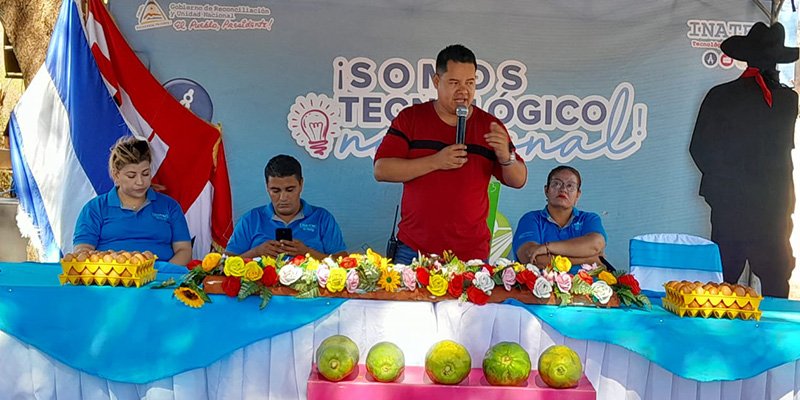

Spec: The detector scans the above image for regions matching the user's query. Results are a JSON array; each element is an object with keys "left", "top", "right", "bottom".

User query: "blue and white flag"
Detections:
[{"left": 8, "top": 0, "right": 130, "bottom": 261}]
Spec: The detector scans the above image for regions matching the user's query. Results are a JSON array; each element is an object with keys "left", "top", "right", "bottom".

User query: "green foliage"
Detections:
[
  {"left": 570, "top": 276, "right": 593, "bottom": 296},
  {"left": 238, "top": 280, "right": 260, "bottom": 300},
  {"left": 259, "top": 289, "right": 273, "bottom": 310},
  {"left": 151, "top": 277, "right": 176, "bottom": 289},
  {"left": 358, "top": 264, "right": 380, "bottom": 292},
  {"left": 555, "top": 290, "right": 572, "bottom": 306},
  {"left": 296, "top": 287, "right": 320, "bottom": 299},
  {"left": 183, "top": 281, "right": 212, "bottom": 303}
]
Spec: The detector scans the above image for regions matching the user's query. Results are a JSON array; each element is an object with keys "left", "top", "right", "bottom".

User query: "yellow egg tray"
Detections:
[
  {"left": 58, "top": 259, "right": 157, "bottom": 288},
  {"left": 661, "top": 298, "right": 762, "bottom": 321},
  {"left": 663, "top": 287, "right": 763, "bottom": 311}
]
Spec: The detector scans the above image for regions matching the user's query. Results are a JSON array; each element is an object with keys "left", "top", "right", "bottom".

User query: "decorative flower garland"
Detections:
[{"left": 161, "top": 250, "right": 650, "bottom": 310}]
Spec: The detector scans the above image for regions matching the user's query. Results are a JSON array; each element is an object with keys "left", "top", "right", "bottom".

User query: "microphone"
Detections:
[{"left": 455, "top": 105, "right": 468, "bottom": 144}]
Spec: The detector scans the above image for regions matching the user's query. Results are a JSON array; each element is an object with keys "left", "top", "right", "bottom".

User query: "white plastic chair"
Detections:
[{"left": 629, "top": 233, "right": 724, "bottom": 292}]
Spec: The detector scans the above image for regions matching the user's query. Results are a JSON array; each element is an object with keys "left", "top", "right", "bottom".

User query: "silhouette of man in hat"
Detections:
[{"left": 690, "top": 22, "right": 799, "bottom": 298}]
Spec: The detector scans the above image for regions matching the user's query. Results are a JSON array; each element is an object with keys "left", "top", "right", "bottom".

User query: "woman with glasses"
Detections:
[
  {"left": 512, "top": 165, "right": 607, "bottom": 267},
  {"left": 72, "top": 136, "right": 192, "bottom": 265}
]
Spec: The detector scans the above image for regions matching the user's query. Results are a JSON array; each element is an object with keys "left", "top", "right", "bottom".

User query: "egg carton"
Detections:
[
  {"left": 661, "top": 298, "right": 762, "bottom": 321},
  {"left": 59, "top": 260, "right": 157, "bottom": 288},
  {"left": 663, "top": 287, "right": 762, "bottom": 311}
]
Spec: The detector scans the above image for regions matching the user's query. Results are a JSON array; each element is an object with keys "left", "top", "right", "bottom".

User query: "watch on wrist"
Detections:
[{"left": 499, "top": 153, "right": 517, "bottom": 166}]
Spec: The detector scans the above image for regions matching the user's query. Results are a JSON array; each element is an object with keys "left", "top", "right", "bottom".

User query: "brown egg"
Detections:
[
  {"left": 680, "top": 285, "right": 693, "bottom": 294},
  {"left": 132, "top": 253, "right": 147, "bottom": 264},
  {"left": 702, "top": 283, "right": 716, "bottom": 290},
  {"left": 115, "top": 254, "right": 130, "bottom": 264},
  {"left": 742, "top": 303, "right": 754, "bottom": 311},
  {"left": 693, "top": 286, "right": 705, "bottom": 295},
  {"left": 746, "top": 287, "right": 759, "bottom": 297},
  {"left": 718, "top": 285, "right": 733, "bottom": 296},
  {"left": 89, "top": 254, "right": 101, "bottom": 262},
  {"left": 729, "top": 302, "right": 741, "bottom": 310},
  {"left": 120, "top": 269, "right": 132, "bottom": 277},
  {"left": 76, "top": 253, "right": 89, "bottom": 262},
  {"left": 120, "top": 251, "right": 132, "bottom": 260},
  {"left": 102, "top": 254, "right": 114, "bottom": 263},
  {"left": 142, "top": 251, "right": 154, "bottom": 260},
  {"left": 689, "top": 299, "right": 701, "bottom": 308},
  {"left": 62, "top": 254, "right": 75, "bottom": 262},
  {"left": 733, "top": 286, "right": 747, "bottom": 297},
  {"left": 707, "top": 286, "right": 719, "bottom": 295}
]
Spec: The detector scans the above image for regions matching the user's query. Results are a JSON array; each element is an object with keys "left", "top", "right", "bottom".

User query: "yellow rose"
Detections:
[
  {"left": 427, "top": 274, "right": 448, "bottom": 297},
  {"left": 552, "top": 255, "right": 572, "bottom": 273},
  {"left": 244, "top": 261, "right": 264, "bottom": 282},
  {"left": 512, "top": 262, "right": 525, "bottom": 272},
  {"left": 260, "top": 256, "right": 277, "bottom": 267},
  {"left": 224, "top": 256, "right": 247, "bottom": 277},
  {"left": 202, "top": 253, "right": 222, "bottom": 272},
  {"left": 326, "top": 268, "right": 347, "bottom": 292},
  {"left": 305, "top": 257, "right": 320, "bottom": 272},
  {"left": 599, "top": 271, "right": 617, "bottom": 285}
]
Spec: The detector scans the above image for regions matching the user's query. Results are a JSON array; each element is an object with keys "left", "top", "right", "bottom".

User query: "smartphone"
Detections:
[{"left": 275, "top": 228, "right": 293, "bottom": 242}]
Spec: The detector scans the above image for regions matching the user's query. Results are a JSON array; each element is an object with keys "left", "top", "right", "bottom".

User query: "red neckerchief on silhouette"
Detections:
[{"left": 741, "top": 67, "right": 773, "bottom": 107}]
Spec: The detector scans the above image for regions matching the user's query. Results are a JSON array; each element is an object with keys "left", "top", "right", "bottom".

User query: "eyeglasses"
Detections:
[{"left": 548, "top": 179, "right": 578, "bottom": 193}]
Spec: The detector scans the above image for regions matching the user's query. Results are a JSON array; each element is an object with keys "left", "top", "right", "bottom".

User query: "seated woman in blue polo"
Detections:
[
  {"left": 513, "top": 165, "right": 607, "bottom": 267},
  {"left": 225, "top": 155, "right": 347, "bottom": 260},
  {"left": 73, "top": 136, "right": 192, "bottom": 265}
]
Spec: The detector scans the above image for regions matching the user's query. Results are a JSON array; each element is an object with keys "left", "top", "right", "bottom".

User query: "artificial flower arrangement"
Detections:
[{"left": 163, "top": 249, "right": 650, "bottom": 310}]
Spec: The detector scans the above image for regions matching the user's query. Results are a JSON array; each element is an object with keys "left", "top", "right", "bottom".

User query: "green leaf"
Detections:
[
  {"left": 151, "top": 277, "right": 176, "bottom": 289},
  {"left": 238, "top": 280, "right": 259, "bottom": 300},
  {"left": 556, "top": 291, "right": 572, "bottom": 306},
  {"left": 184, "top": 281, "right": 212, "bottom": 303},
  {"left": 259, "top": 289, "right": 273, "bottom": 310},
  {"left": 296, "top": 287, "right": 320, "bottom": 299}
]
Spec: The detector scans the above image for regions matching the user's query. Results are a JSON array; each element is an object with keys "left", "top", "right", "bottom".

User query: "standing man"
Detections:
[
  {"left": 513, "top": 166, "right": 606, "bottom": 267},
  {"left": 226, "top": 155, "right": 347, "bottom": 260},
  {"left": 374, "top": 44, "right": 527, "bottom": 263},
  {"left": 690, "top": 23, "right": 798, "bottom": 297}
]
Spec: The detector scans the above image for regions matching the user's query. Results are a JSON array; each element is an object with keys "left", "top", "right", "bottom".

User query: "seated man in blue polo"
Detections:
[
  {"left": 73, "top": 136, "right": 192, "bottom": 265},
  {"left": 226, "top": 154, "right": 347, "bottom": 260},
  {"left": 513, "top": 165, "right": 607, "bottom": 267}
]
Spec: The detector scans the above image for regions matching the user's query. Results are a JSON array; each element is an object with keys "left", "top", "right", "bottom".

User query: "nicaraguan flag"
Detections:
[{"left": 9, "top": 0, "right": 130, "bottom": 261}]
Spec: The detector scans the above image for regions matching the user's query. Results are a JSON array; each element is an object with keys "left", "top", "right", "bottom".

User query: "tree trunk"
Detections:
[{"left": 0, "top": 0, "right": 61, "bottom": 85}]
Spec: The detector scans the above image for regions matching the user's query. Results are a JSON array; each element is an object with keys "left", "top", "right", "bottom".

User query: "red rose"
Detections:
[
  {"left": 243, "top": 258, "right": 253, "bottom": 263},
  {"left": 618, "top": 274, "right": 641, "bottom": 295},
  {"left": 467, "top": 285, "right": 490, "bottom": 305},
  {"left": 483, "top": 264, "right": 494, "bottom": 275},
  {"left": 578, "top": 271, "right": 593, "bottom": 285},
  {"left": 339, "top": 257, "right": 358, "bottom": 269},
  {"left": 290, "top": 255, "right": 306, "bottom": 265},
  {"left": 222, "top": 276, "right": 242, "bottom": 297},
  {"left": 261, "top": 266, "right": 278, "bottom": 286},
  {"left": 448, "top": 274, "right": 465, "bottom": 297},
  {"left": 186, "top": 259, "right": 202, "bottom": 270},
  {"left": 516, "top": 270, "right": 536, "bottom": 290},
  {"left": 416, "top": 267, "right": 430, "bottom": 286},
  {"left": 464, "top": 271, "right": 475, "bottom": 281}
]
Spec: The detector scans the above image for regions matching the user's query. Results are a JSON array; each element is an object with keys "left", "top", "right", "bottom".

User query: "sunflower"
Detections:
[
  {"left": 174, "top": 286, "right": 205, "bottom": 308},
  {"left": 378, "top": 268, "right": 401, "bottom": 292}
]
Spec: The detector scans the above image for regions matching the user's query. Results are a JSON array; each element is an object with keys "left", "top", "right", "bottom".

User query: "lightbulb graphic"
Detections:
[
  {"left": 288, "top": 93, "right": 340, "bottom": 159},
  {"left": 300, "top": 109, "right": 330, "bottom": 156}
]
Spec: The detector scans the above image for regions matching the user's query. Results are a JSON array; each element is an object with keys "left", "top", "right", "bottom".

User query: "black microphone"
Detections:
[{"left": 455, "top": 105, "right": 468, "bottom": 144}]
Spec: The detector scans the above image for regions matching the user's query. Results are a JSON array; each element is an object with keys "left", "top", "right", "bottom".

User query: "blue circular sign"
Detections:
[{"left": 163, "top": 78, "right": 214, "bottom": 122}]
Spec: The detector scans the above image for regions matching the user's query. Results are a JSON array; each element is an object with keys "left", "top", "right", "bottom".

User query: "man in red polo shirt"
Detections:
[{"left": 374, "top": 44, "right": 527, "bottom": 263}]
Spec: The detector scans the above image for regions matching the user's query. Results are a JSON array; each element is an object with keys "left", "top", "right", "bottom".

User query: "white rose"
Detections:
[
  {"left": 322, "top": 257, "right": 338, "bottom": 269},
  {"left": 495, "top": 258, "right": 513, "bottom": 267},
  {"left": 316, "top": 264, "right": 330, "bottom": 287},
  {"left": 279, "top": 265, "right": 304, "bottom": 286},
  {"left": 472, "top": 269, "right": 496, "bottom": 293},
  {"left": 526, "top": 264, "right": 541, "bottom": 277},
  {"left": 591, "top": 281, "right": 614, "bottom": 304},
  {"left": 466, "top": 259, "right": 485, "bottom": 267},
  {"left": 533, "top": 276, "right": 553, "bottom": 299}
]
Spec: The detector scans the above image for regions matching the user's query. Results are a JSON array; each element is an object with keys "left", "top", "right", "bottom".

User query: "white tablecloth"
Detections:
[{"left": 1, "top": 300, "right": 798, "bottom": 400}]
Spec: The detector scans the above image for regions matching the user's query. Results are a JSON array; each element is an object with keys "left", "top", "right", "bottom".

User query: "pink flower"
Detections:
[
  {"left": 555, "top": 272, "right": 572, "bottom": 293},
  {"left": 502, "top": 267, "right": 517, "bottom": 291},
  {"left": 581, "top": 263, "right": 600, "bottom": 272},
  {"left": 346, "top": 269, "right": 359, "bottom": 293},
  {"left": 316, "top": 264, "right": 330, "bottom": 287},
  {"left": 402, "top": 268, "right": 417, "bottom": 290}
]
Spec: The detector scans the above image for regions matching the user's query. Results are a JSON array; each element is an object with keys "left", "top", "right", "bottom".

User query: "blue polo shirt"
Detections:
[
  {"left": 73, "top": 188, "right": 191, "bottom": 260},
  {"left": 512, "top": 207, "right": 607, "bottom": 262},
  {"left": 226, "top": 199, "right": 346, "bottom": 255}
]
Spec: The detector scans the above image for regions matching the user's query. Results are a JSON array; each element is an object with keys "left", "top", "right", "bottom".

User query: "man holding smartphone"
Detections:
[{"left": 226, "top": 155, "right": 347, "bottom": 260}]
